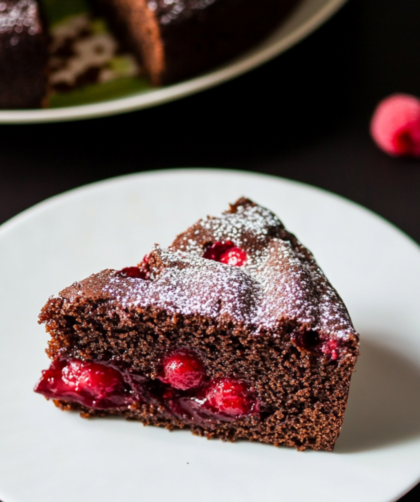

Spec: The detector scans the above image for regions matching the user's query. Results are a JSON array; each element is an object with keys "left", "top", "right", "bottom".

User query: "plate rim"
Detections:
[
  {"left": 0, "top": 168, "right": 420, "bottom": 502},
  {"left": 0, "top": 0, "right": 347, "bottom": 124},
  {"left": 2, "top": 167, "right": 419, "bottom": 257}
]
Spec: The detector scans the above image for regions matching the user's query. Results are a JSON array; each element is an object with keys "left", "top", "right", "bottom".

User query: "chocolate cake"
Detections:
[
  {"left": 0, "top": 0, "right": 299, "bottom": 107},
  {"left": 0, "top": 0, "right": 49, "bottom": 109},
  {"left": 35, "top": 198, "right": 359, "bottom": 451},
  {"left": 94, "top": 0, "right": 299, "bottom": 85}
]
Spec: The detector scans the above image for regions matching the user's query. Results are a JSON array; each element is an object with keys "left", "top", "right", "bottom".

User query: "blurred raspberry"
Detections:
[{"left": 370, "top": 94, "right": 420, "bottom": 157}]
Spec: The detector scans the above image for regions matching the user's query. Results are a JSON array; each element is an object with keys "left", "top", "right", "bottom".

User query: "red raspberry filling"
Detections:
[
  {"left": 35, "top": 353, "right": 260, "bottom": 424},
  {"left": 118, "top": 267, "right": 147, "bottom": 279},
  {"left": 160, "top": 350, "right": 206, "bottom": 390},
  {"left": 35, "top": 359, "right": 134, "bottom": 409},
  {"left": 164, "top": 380, "right": 258, "bottom": 426},
  {"left": 203, "top": 241, "right": 247, "bottom": 266},
  {"left": 321, "top": 340, "right": 339, "bottom": 361},
  {"left": 204, "top": 378, "right": 257, "bottom": 416},
  {"left": 293, "top": 331, "right": 341, "bottom": 360},
  {"left": 117, "top": 255, "right": 152, "bottom": 280}
]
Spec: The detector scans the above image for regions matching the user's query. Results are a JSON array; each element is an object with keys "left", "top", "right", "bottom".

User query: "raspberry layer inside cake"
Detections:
[{"left": 35, "top": 198, "right": 359, "bottom": 451}]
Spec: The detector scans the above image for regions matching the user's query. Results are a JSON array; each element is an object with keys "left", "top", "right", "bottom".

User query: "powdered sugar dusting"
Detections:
[
  {"left": 100, "top": 200, "right": 356, "bottom": 340},
  {"left": 104, "top": 248, "right": 261, "bottom": 323},
  {"left": 174, "top": 203, "right": 283, "bottom": 258}
]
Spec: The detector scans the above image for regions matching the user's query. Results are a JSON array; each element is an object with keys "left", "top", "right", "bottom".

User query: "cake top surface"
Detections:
[
  {"left": 0, "top": 0, "right": 42, "bottom": 36},
  {"left": 61, "top": 198, "right": 358, "bottom": 343}
]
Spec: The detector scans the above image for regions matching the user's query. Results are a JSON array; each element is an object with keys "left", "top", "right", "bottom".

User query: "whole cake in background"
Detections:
[
  {"left": 35, "top": 198, "right": 359, "bottom": 451},
  {"left": 94, "top": 0, "right": 298, "bottom": 86},
  {"left": 0, "top": 0, "right": 298, "bottom": 109}
]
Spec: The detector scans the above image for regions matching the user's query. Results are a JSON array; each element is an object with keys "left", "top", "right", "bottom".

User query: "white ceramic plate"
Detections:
[
  {"left": 0, "top": 0, "right": 346, "bottom": 123},
  {"left": 1, "top": 169, "right": 419, "bottom": 502}
]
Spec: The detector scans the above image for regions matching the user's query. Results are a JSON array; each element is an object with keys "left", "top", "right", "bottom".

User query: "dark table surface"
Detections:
[{"left": 1, "top": 0, "right": 419, "bottom": 499}]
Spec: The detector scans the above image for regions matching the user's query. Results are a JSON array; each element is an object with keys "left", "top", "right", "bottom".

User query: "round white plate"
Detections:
[
  {"left": 0, "top": 0, "right": 346, "bottom": 123},
  {"left": 0, "top": 169, "right": 419, "bottom": 502}
]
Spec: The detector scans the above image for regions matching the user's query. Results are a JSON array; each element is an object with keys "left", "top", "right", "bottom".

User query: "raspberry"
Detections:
[
  {"left": 370, "top": 94, "right": 420, "bottom": 157},
  {"left": 203, "top": 241, "right": 247, "bottom": 266},
  {"left": 61, "top": 360, "right": 125, "bottom": 398},
  {"left": 161, "top": 350, "right": 206, "bottom": 390},
  {"left": 118, "top": 253, "right": 152, "bottom": 279},
  {"left": 118, "top": 266, "right": 147, "bottom": 279},
  {"left": 34, "top": 359, "right": 67, "bottom": 397},
  {"left": 205, "top": 378, "right": 256, "bottom": 416},
  {"left": 322, "top": 340, "right": 339, "bottom": 361},
  {"left": 293, "top": 332, "right": 340, "bottom": 360},
  {"left": 219, "top": 247, "right": 247, "bottom": 266},
  {"left": 34, "top": 359, "right": 133, "bottom": 409}
]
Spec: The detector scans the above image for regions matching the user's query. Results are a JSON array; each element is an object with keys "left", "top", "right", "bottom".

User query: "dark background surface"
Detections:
[{"left": 0, "top": 0, "right": 419, "bottom": 499}]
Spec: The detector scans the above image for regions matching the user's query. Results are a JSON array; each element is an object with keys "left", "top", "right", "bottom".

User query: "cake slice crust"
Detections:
[{"left": 0, "top": 0, "right": 49, "bottom": 108}]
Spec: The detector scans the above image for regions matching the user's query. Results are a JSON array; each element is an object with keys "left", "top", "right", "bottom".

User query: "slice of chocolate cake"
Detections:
[
  {"left": 0, "top": 0, "right": 49, "bottom": 109},
  {"left": 93, "top": 0, "right": 299, "bottom": 85},
  {"left": 35, "top": 198, "right": 359, "bottom": 451}
]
